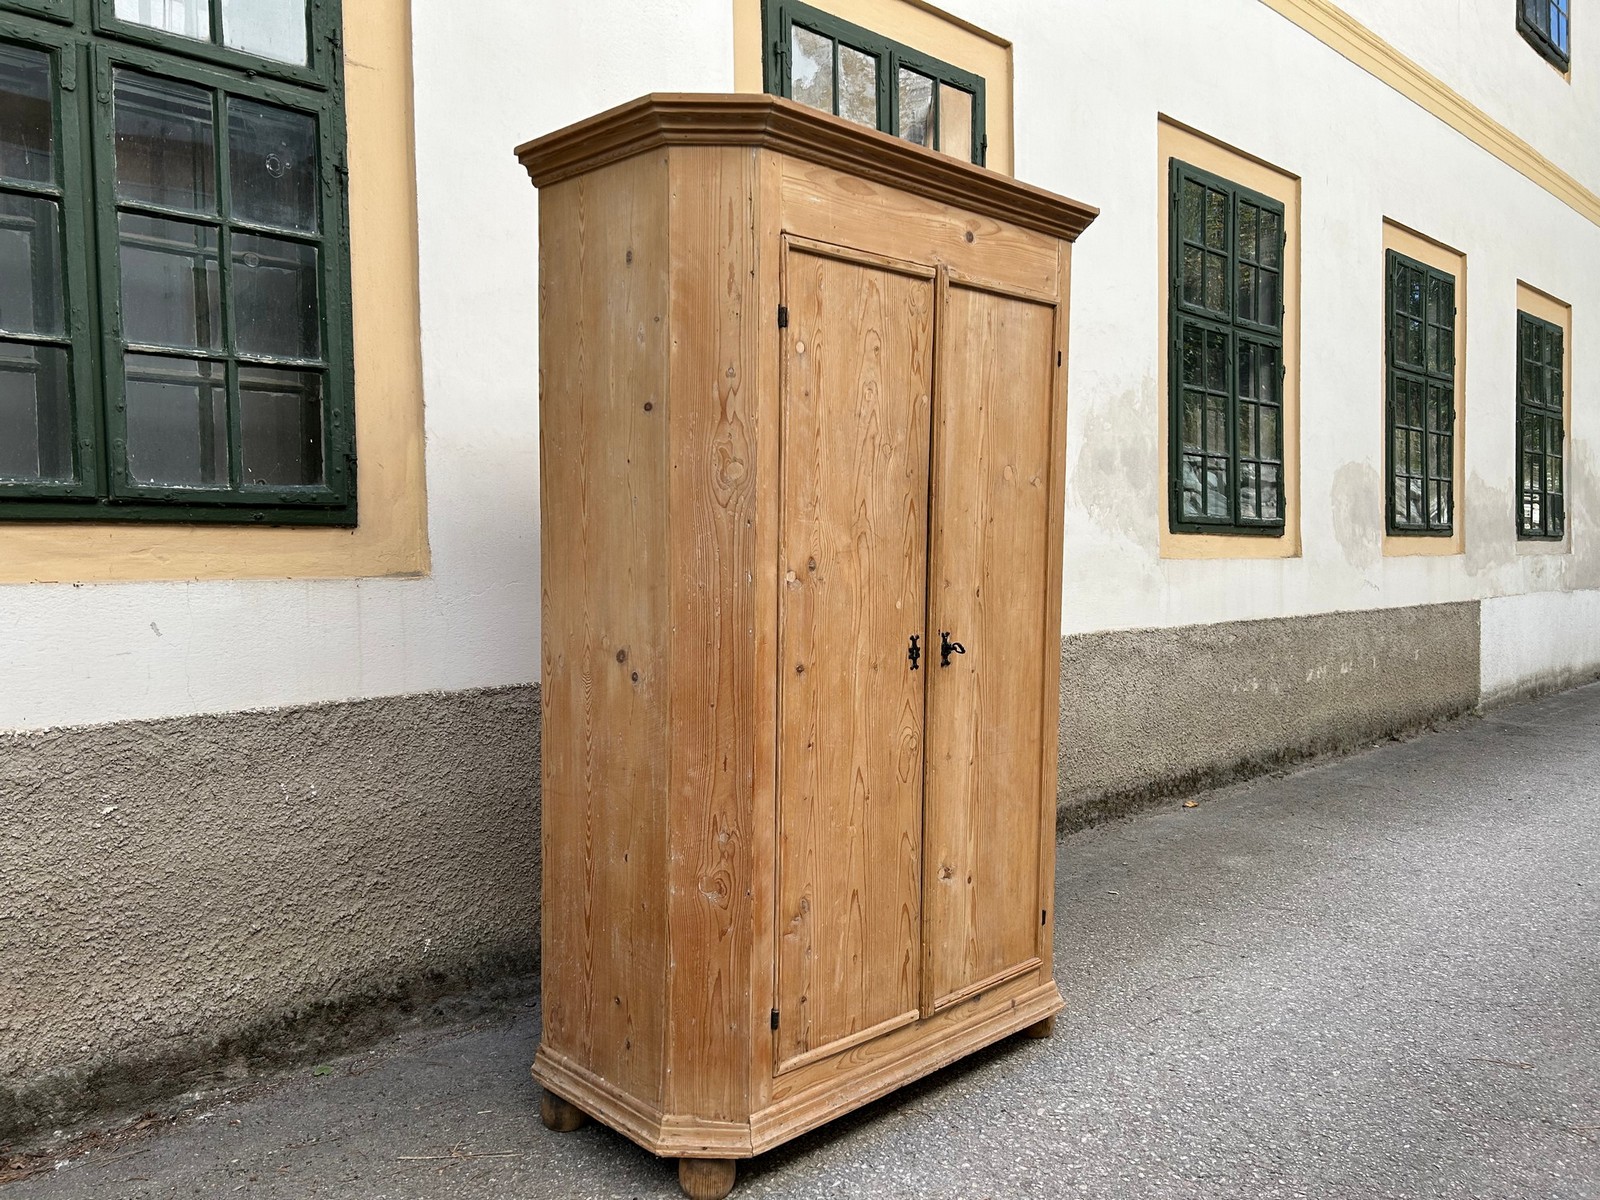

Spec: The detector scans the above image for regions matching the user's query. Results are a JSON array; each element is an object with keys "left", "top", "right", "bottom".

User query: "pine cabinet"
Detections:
[{"left": 517, "top": 94, "right": 1096, "bottom": 1200}]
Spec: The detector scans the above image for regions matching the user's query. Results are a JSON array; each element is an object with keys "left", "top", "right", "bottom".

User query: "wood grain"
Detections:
[
  {"left": 774, "top": 241, "right": 934, "bottom": 1073},
  {"left": 664, "top": 145, "right": 760, "bottom": 1122},
  {"left": 922, "top": 275, "right": 1059, "bottom": 1013},
  {"left": 537, "top": 155, "right": 672, "bottom": 1108},
  {"left": 778, "top": 158, "right": 1060, "bottom": 299},
  {"left": 529, "top": 111, "right": 1092, "bottom": 1170}
]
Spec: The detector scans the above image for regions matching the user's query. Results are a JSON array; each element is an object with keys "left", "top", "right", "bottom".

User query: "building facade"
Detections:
[{"left": 3, "top": 0, "right": 1596, "bottom": 1142}]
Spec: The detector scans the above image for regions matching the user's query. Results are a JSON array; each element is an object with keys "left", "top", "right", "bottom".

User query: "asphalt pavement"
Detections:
[{"left": 8, "top": 683, "right": 1600, "bottom": 1199}]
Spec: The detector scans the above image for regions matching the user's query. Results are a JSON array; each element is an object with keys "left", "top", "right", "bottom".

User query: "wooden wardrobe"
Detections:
[{"left": 517, "top": 94, "right": 1096, "bottom": 1200}]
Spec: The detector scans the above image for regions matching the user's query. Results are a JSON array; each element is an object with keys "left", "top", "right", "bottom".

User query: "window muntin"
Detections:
[
  {"left": 1385, "top": 251, "right": 1456, "bottom": 536},
  {"left": 1517, "top": 310, "right": 1565, "bottom": 540},
  {"left": 0, "top": 0, "right": 351, "bottom": 524},
  {"left": 1169, "top": 159, "right": 1286, "bottom": 535},
  {"left": 763, "top": 0, "right": 986, "bottom": 165},
  {"left": 1518, "top": 0, "right": 1571, "bottom": 70}
]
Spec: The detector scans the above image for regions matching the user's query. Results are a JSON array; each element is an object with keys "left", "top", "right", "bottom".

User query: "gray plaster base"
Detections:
[
  {"left": 1056, "top": 602, "right": 1482, "bottom": 829},
  {"left": 2, "top": 603, "right": 1488, "bottom": 1146},
  {"left": 0, "top": 686, "right": 539, "bottom": 1146}
]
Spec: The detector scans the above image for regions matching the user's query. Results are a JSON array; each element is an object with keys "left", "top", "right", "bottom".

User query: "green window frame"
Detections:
[
  {"left": 1516, "top": 310, "right": 1565, "bottom": 540},
  {"left": 0, "top": 0, "right": 353, "bottom": 526},
  {"left": 1385, "top": 251, "right": 1456, "bottom": 536},
  {"left": 1517, "top": 0, "right": 1571, "bottom": 71},
  {"left": 1168, "top": 159, "right": 1287, "bottom": 535},
  {"left": 761, "top": 0, "right": 987, "bottom": 166}
]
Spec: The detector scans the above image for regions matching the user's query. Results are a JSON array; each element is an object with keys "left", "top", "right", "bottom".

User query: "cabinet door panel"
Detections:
[
  {"left": 774, "top": 242, "right": 933, "bottom": 1073},
  {"left": 923, "top": 278, "right": 1058, "bottom": 1013}
]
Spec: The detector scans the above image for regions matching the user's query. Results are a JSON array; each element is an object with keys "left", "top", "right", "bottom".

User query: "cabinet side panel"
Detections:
[
  {"left": 539, "top": 158, "right": 671, "bottom": 1109},
  {"left": 664, "top": 145, "right": 760, "bottom": 1122}
]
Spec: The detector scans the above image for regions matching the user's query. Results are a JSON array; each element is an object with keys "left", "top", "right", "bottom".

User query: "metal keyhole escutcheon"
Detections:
[{"left": 939, "top": 632, "right": 966, "bottom": 667}]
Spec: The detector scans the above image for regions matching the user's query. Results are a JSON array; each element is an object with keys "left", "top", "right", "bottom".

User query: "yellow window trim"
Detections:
[
  {"left": 1157, "top": 116, "right": 1303, "bottom": 561},
  {"left": 0, "top": 0, "right": 429, "bottom": 585},
  {"left": 1382, "top": 220, "right": 1467, "bottom": 558},
  {"left": 732, "top": 0, "right": 1015, "bottom": 176},
  {"left": 1259, "top": 0, "right": 1596, "bottom": 227},
  {"left": 1515, "top": 280, "right": 1574, "bottom": 556}
]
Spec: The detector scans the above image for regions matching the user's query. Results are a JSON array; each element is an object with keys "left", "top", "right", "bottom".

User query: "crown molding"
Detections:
[{"left": 515, "top": 93, "right": 1098, "bottom": 243}]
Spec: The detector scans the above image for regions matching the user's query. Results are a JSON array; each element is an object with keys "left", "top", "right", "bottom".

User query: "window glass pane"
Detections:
[
  {"left": 232, "top": 232, "right": 320, "bottom": 360},
  {"left": 1261, "top": 464, "right": 1281, "bottom": 519},
  {"left": 790, "top": 26, "right": 834, "bottom": 114},
  {"left": 938, "top": 83, "right": 972, "bottom": 161},
  {"left": 1237, "top": 204, "right": 1257, "bottom": 262},
  {"left": 222, "top": 0, "right": 309, "bottom": 66},
  {"left": 240, "top": 365, "right": 322, "bottom": 485},
  {"left": 123, "top": 353, "right": 227, "bottom": 486},
  {"left": 0, "top": 194, "right": 64, "bottom": 337},
  {"left": 1203, "top": 190, "right": 1226, "bottom": 250},
  {"left": 837, "top": 45, "right": 877, "bottom": 128},
  {"left": 1180, "top": 180, "right": 1202, "bottom": 242},
  {"left": 114, "top": 71, "right": 216, "bottom": 215},
  {"left": 897, "top": 68, "right": 933, "bottom": 147},
  {"left": 118, "top": 213, "right": 222, "bottom": 351},
  {"left": 0, "top": 43, "right": 53, "bottom": 186},
  {"left": 1205, "top": 460, "right": 1228, "bottom": 517},
  {"left": 1260, "top": 210, "right": 1280, "bottom": 267},
  {"left": 1181, "top": 247, "right": 1201, "bottom": 306},
  {"left": 114, "top": 0, "right": 210, "bottom": 42},
  {"left": 228, "top": 98, "right": 318, "bottom": 234},
  {"left": 0, "top": 339, "right": 71, "bottom": 482}
]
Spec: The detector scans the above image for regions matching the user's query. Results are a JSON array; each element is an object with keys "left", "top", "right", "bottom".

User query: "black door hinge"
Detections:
[
  {"left": 1042, "top": 908, "right": 1048, "bottom": 926},
  {"left": 777, "top": 305, "right": 788, "bottom": 329},
  {"left": 770, "top": 1008, "right": 779, "bottom": 1030},
  {"left": 1057, "top": 350, "right": 1062, "bottom": 367}
]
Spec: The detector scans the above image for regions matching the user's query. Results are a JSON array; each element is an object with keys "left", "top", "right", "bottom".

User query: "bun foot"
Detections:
[
  {"left": 539, "top": 1089, "right": 588, "bottom": 1132},
  {"left": 679, "top": 1157, "right": 737, "bottom": 1200},
  {"left": 1022, "top": 1015, "right": 1056, "bottom": 1039}
]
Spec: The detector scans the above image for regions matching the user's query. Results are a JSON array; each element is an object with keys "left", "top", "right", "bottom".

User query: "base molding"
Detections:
[{"left": 533, "top": 979, "right": 1064, "bottom": 1160}]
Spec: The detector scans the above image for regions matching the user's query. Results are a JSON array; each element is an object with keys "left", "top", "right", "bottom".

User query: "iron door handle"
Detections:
[
  {"left": 908, "top": 634, "right": 922, "bottom": 671},
  {"left": 939, "top": 632, "right": 966, "bottom": 667}
]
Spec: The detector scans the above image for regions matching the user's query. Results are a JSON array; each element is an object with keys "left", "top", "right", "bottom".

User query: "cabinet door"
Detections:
[
  {"left": 922, "top": 272, "right": 1060, "bottom": 1013},
  {"left": 774, "top": 240, "right": 934, "bottom": 1073}
]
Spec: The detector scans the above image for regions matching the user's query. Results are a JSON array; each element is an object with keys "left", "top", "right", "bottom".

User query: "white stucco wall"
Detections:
[
  {"left": 0, "top": 0, "right": 1594, "bottom": 731},
  {"left": 1482, "top": 589, "right": 1600, "bottom": 702}
]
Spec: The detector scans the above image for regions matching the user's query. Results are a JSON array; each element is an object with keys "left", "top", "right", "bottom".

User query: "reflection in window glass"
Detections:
[
  {"left": 0, "top": 43, "right": 54, "bottom": 186},
  {"left": 897, "top": 68, "right": 933, "bottom": 147},
  {"left": 229, "top": 98, "right": 318, "bottom": 233},
  {"left": 114, "top": 0, "right": 210, "bottom": 42},
  {"left": 222, "top": 0, "right": 310, "bottom": 66},
  {"left": 938, "top": 83, "right": 972, "bottom": 161},
  {"left": 0, "top": 194, "right": 65, "bottom": 337},
  {"left": 114, "top": 70, "right": 216, "bottom": 215},
  {"left": 0, "top": 340, "right": 71, "bottom": 482},
  {"left": 240, "top": 365, "right": 323, "bottom": 486},
  {"left": 123, "top": 353, "right": 228, "bottom": 487},
  {"left": 838, "top": 45, "right": 877, "bottom": 127},
  {"left": 790, "top": 25, "right": 834, "bottom": 115},
  {"left": 118, "top": 213, "right": 221, "bottom": 351},
  {"left": 232, "top": 233, "right": 321, "bottom": 361}
]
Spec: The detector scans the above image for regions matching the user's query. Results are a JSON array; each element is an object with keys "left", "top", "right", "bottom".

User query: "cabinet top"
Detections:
[{"left": 515, "top": 93, "right": 1098, "bottom": 244}]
